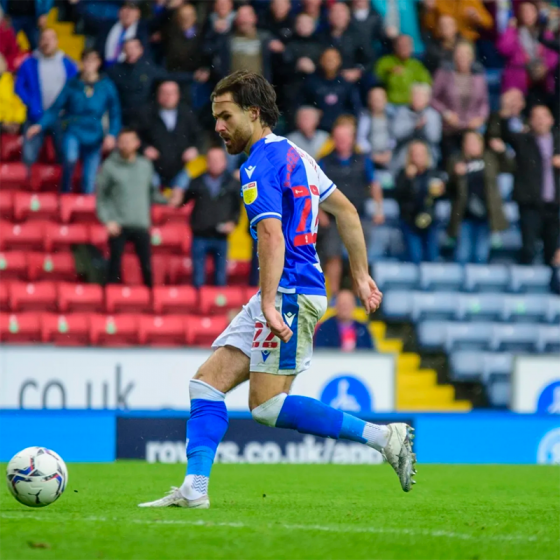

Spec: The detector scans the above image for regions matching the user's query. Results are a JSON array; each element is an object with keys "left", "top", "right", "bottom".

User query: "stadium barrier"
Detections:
[{"left": 512, "top": 356, "right": 560, "bottom": 413}]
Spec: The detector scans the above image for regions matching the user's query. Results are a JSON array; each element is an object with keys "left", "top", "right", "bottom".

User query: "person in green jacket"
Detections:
[{"left": 375, "top": 35, "right": 431, "bottom": 105}]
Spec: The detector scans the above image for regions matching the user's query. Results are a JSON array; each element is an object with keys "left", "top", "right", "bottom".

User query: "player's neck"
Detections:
[{"left": 244, "top": 125, "right": 273, "bottom": 155}]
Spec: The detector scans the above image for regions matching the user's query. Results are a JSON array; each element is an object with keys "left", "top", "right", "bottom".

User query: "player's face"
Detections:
[{"left": 213, "top": 93, "right": 253, "bottom": 155}]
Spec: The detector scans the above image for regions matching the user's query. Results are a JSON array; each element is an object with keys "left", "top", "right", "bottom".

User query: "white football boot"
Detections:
[
  {"left": 138, "top": 487, "right": 210, "bottom": 509},
  {"left": 382, "top": 423, "right": 417, "bottom": 492}
]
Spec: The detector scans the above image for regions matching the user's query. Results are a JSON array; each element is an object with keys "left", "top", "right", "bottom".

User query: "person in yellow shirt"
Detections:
[
  {"left": 0, "top": 54, "right": 26, "bottom": 131},
  {"left": 422, "top": 0, "right": 493, "bottom": 42}
]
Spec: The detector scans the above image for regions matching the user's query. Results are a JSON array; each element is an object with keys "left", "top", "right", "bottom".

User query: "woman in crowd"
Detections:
[
  {"left": 447, "top": 131, "right": 512, "bottom": 265},
  {"left": 394, "top": 140, "right": 446, "bottom": 264},
  {"left": 431, "top": 40, "right": 489, "bottom": 165}
]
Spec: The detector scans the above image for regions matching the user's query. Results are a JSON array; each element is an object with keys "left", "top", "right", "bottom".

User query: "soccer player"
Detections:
[{"left": 139, "top": 71, "right": 416, "bottom": 509}]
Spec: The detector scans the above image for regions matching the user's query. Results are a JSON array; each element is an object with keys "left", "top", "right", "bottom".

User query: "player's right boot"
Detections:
[
  {"left": 138, "top": 487, "right": 210, "bottom": 509},
  {"left": 382, "top": 423, "right": 417, "bottom": 492}
]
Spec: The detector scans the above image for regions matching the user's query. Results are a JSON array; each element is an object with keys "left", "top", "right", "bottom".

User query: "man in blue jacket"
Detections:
[
  {"left": 16, "top": 28, "right": 78, "bottom": 170},
  {"left": 27, "top": 48, "right": 121, "bottom": 194},
  {"left": 315, "top": 290, "right": 375, "bottom": 351},
  {"left": 0, "top": 0, "right": 53, "bottom": 50}
]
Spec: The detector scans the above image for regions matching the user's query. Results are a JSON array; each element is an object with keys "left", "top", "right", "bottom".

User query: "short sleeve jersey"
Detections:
[{"left": 241, "top": 133, "right": 337, "bottom": 296}]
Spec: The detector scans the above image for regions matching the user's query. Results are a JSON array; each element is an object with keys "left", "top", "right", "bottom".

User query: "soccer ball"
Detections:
[{"left": 6, "top": 447, "right": 68, "bottom": 508}]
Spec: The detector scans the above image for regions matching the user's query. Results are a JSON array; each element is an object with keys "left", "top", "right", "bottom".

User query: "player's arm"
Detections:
[
  {"left": 320, "top": 189, "right": 383, "bottom": 313},
  {"left": 256, "top": 218, "right": 293, "bottom": 343}
]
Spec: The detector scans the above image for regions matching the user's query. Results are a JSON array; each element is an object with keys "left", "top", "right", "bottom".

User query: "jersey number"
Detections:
[{"left": 292, "top": 185, "right": 319, "bottom": 246}]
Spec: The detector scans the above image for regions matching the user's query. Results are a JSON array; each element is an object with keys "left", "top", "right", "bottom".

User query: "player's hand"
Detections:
[
  {"left": 262, "top": 305, "right": 293, "bottom": 343},
  {"left": 182, "top": 147, "right": 198, "bottom": 163},
  {"left": 102, "top": 135, "right": 116, "bottom": 153},
  {"left": 144, "top": 146, "right": 160, "bottom": 160},
  {"left": 552, "top": 155, "right": 560, "bottom": 169},
  {"left": 106, "top": 221, "right": 121, "bottom": 237},
  {"left": 489, "top": 138, "right": 506, "bottom": 153},
  {"left": 26, "top": 124, "right": 42, "bottom": 139},
  {"left": 354, "top": 276, "right": 383, "bottom": 314}
]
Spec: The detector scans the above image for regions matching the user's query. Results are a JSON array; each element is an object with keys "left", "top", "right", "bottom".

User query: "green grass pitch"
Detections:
[{"left": 1, "top": 463, "right": 559, "bottom": 560}]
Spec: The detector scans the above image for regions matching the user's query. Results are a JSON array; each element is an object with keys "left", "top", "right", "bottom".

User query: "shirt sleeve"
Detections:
[
  {"left": 316, "top": 161, "right": 337, "bottom": 202},
  {"left": 242, "top": 162, "right": 283, "bottom": 229},
  {"left": 365, "top": 158, "right": 375, "bottom": 183}
]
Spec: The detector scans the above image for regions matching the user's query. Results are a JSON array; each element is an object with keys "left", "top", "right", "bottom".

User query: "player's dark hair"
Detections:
[{"left": 211, "top": 71, "right": 280, "bottom": 129}]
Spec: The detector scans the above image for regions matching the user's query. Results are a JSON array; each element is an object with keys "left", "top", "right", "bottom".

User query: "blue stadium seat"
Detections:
[
  {"left": 382, "top": 291, "right": 412, "bottom": 319},
  {"left": 537, "top": 326, "right": 560, "bottom": 353},
  {"left": 417, "top": 321, "right": 448, "bottom": 349},
  {"left": 486, "top": 373, "right": 510, "bottom": 408},
  {"left": 501, "top": 295, "right": 548, "bottom": 323},
  {"left": 509, "top": 266, "right": 552, "bottom": 293},
  {"left": 503, "top": 202, "right": 519, "bottom": 224},
  {"left": 435, "top": 200, "right": 451, "bottom": 225},
  {"left": 372, "top": 262, "right": 418, "bottom": 291},
  {"left": 444, "top": 322, "right": 493, "bottom": 351},
  {"left": 482, "top": 353, "right": 513, "bottom": 379},
  {"left": 411, "top": 292, "right": 456, "bottom": 321},
  {"left": 457, "top": 293, "right": 502, "bottom": 322},
  {"left": 449, "top": 351, "right": 483, "bottom": 381},
  {"left": 382, "top": 199, "right": 400, "bottom": 225},
  {"left": 495, "top": 228, "right": 522, "bottom": 252},
  {"left": 464, "top": 264, "right": 510, "bottom": 292},
  {"left": 497, "top": 173, "right": 514, "bottom": 200},
  {"left": 490, "top": 324, "right": 538, "bottom": 352},
  {"left": 546, "top": 296, "right": 560, "bottom": 324},
  {"left": 419, "top": 263, "right": 463, "bottom": 291}
]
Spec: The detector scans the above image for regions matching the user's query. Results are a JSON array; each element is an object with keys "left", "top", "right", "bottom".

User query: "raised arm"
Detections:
[{"left": 320, "top": 189, "right": 383, "bottom": 312}]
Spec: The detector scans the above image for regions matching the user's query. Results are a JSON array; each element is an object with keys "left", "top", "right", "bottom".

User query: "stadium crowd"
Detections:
[{"left": 0, "top": 0, "right": 559, "bottom": 300}]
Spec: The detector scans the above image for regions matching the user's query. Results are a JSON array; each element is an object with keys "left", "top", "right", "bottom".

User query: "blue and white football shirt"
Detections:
[{"left": 241, "top": 133, "right": 337, "bottom": 296}]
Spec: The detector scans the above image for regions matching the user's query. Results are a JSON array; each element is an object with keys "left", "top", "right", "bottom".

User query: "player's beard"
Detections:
[{"left": 222, "top": 122, "right": 252, "bottom": 155}]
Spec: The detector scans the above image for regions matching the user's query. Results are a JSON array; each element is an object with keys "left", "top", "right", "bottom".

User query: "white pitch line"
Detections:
[{"left": 0, "top": 513, "right": 549, "bottom": 544}]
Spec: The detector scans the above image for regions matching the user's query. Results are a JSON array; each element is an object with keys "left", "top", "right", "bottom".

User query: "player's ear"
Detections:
[{"left": 249, "top": 107, "right": 260, "bottom": 122}]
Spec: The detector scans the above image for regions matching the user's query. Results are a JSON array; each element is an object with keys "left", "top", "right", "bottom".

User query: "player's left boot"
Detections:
[
  {"left": 138, "top": 487, "right": 210, "bottom": 509},
  {"left": 382, "top": 423, "right": 417, "bottom": 492}
]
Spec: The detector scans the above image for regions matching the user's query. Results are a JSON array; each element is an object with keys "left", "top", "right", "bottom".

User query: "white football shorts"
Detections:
[{"left": 212, "top": 291, "right": 328, "bottom": 375}]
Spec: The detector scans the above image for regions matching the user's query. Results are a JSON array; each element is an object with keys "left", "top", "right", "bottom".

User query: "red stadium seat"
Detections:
[
  {"left": 105, "top": 285, "right": 151, "bottom": 313},
  {"left": 59, "top": 194, "right": 98, "bottom": 224},
  {"left": 185, "top": 315, "right": 229, "bottom": 346},
  {"left": 9, "top": 282, "right": 57, "bottom": 312},
  {"left": 150, "top": 224, "right": 192, "bottom": 255},
  {"left": 0, "top": 221, "right": 45, "bottom": 251},
  {"left": 151, "top": 201, "right": 193, "bottom": 226},
  {"left": 0, "top": 312, "right": 41, "bottom": 343},
  {"left": 0, "top": 283, "right": 9, "bottom": 311},
  {"left": 88, "top": 224, "right": 108, "bottom": 254},
  {"left": 44, "top": 222, "right": 89, "bottom": 252},
  {"left": 89, "top": 314, "right": 140, "bottom": 346},
  {"left": 168, "top": 256, "right": 193, "bottom": 284},
  {"left": 27, "top": 253, "right": 77, "bottom": 282},
  {"left": 0, "top": 191, "right": 13, "bottom": 220},
  {"left": 38, "top": 136, "right": 57, "bottom": 164},
  {"left": 13, "top": 192, "right": 58, "bottom": 222},
  {"left": 138, "top": 315, "right": 186, "bottom": 346},
  {"left": 58, "top": 282, "right": 104, "bottom": 313},
  {"left": 152, "top": 285, "right": 197, "bottom": 315},
  {"left": 121, "top": 254, "right": 168, "bottom": 286},
  {"left": 0, "top": 251, "right": 27, "bottom": 281},
  {"left": 0, "top": 134, "right": 23, "bottom": 162},
  {"left": 29, "top": 164, "right": 62, "bottom": 192},
  {"left": 0, "top": 163, "right": 27, "bottom": 189},
  {"left": 227, "top": 260, "right": 251, "bottom": 286},
  {"left": 41, "top": 313, "right": 90, "bottom": 346},
  {"left": 199, "top": 286, "right": 246, "bottom": 315}
]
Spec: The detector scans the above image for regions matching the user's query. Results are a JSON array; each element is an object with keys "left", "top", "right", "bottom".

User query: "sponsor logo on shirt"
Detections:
[{"left": 242, "top": 181, "right": 258, "bottom": 205}]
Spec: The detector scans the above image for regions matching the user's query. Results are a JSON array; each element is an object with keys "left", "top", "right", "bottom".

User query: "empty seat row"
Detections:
[
  {"left": 0, "top": 133, "right": 55, "bottom": 163},
  {"left": 384, "top": 291, "right": 560, "bottom": 324},
  {"left": 0, "top": 192, "right": 193, "bottom": 225},
  {"left": 0, "top": 312, "right": 229, "bottom": 347},
  {"left": 373, "top": 262, "right": 552, "bottom": 293},
  {"left": 449, "top": 352, "right": 513, "bottom": 382},
  {"left": 0, "top": 282, "right": 256, "bottom": 315},
  {"left": 0, "top": 252, "right": 250, "bottom": 286},
  {"left": 417, "top": 321, "right": 559, "bottom": 353},
  {"left": 0, "top": 221, "right": 192, "bottom": 254}
]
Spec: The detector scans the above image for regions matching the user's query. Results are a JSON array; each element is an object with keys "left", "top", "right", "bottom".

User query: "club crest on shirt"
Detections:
[{"left": 242, "top": 181, "right": 258, "bottom": 205}]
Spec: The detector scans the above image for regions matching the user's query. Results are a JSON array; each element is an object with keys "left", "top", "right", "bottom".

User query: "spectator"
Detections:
[
  {"left": 497, "top": 2, "right": 558, "bottom": 108},
  {"left": 394, "top": 140, "right": 446, "bottom": 264},
  {"left": 286, "top": 106, "right": 329, "bottom": 160},
  {"left": 138, "top": 80, "right": 199, "bottom": 191},
  {"left": 299, "top": 0, "right": 327, "bottom": 33},
  {"left": 96, "top": 128, "right": 168, "bottom": 288},
  {"left": 203, "top": 0, "right": 235, "bottom": 37},
  {"left": 315, "top": 290, "right": 375, "bottom": 351},
  {"left": 26, "top": 48, "right": 121, "bottom": 194},
  {"left": 0, "top": 7, "right": 19, "bottom": 72},
  {"left": 486, "top": 87, "right": 528, "bottom": 139},
  {"left": 0, "top": 53, "right": 25, "bottom": 132},
  {"left": 317, "top": 120, "right": 383, "bottom": 297},
  {"left": 107, "top": 38, "right": 164, "bottom": 126},
  {"left": 16, "top": 28, "right": 78, "bottom": 171},
  {"left": 424, "top": 14, "right": 461, "bottom": 74},
  {"left": 537, "top": 6, "right": 560, "bottom": 121},
  {"left": 392, "top": 83, "right": 441, "bottom": 174},
  {"left": 447, "top": 132, "right": 511, "bottom": 264},
  {"left": 0, "top": 0, "right": 53, "bottom": 51},
  {"left": 350, "top": 0, "right": 386, "bottom": 53},
  {"left": 431, "top": 41, "right": 489, "bottom": 164},
  {"left": 375, "top": 35, "right": 431, "bottom": 105},
  {"left": 319, "top": 1, "right": 374, "bottom": 84},
  {"left": 422, "top": 0, "right": 493, "bottom": 43},
  {"left": 371, "top": 0, "right": 425, "bottom": 54},
  {"left": 261, "top": 0, "right": 295, "bottom": 44},
  {"left": 171, "top": 146, "right": 240, "bottom": 288},
  {"left": 500, "top": 104, "right": 560, "bottom": 265},
  {"left": 357, "top": 86, "right": 395, "bottom": 170},
  {"left": 299, "top": 47, "right": 362, "bottom": 132},
  {"left": 95, "top": 1, "right": 148, "bottom": 67}
]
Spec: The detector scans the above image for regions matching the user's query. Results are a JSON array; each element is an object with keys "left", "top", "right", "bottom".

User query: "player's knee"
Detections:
[{"left": 251, "top": 393, "right": 288, "bottom": 427}]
